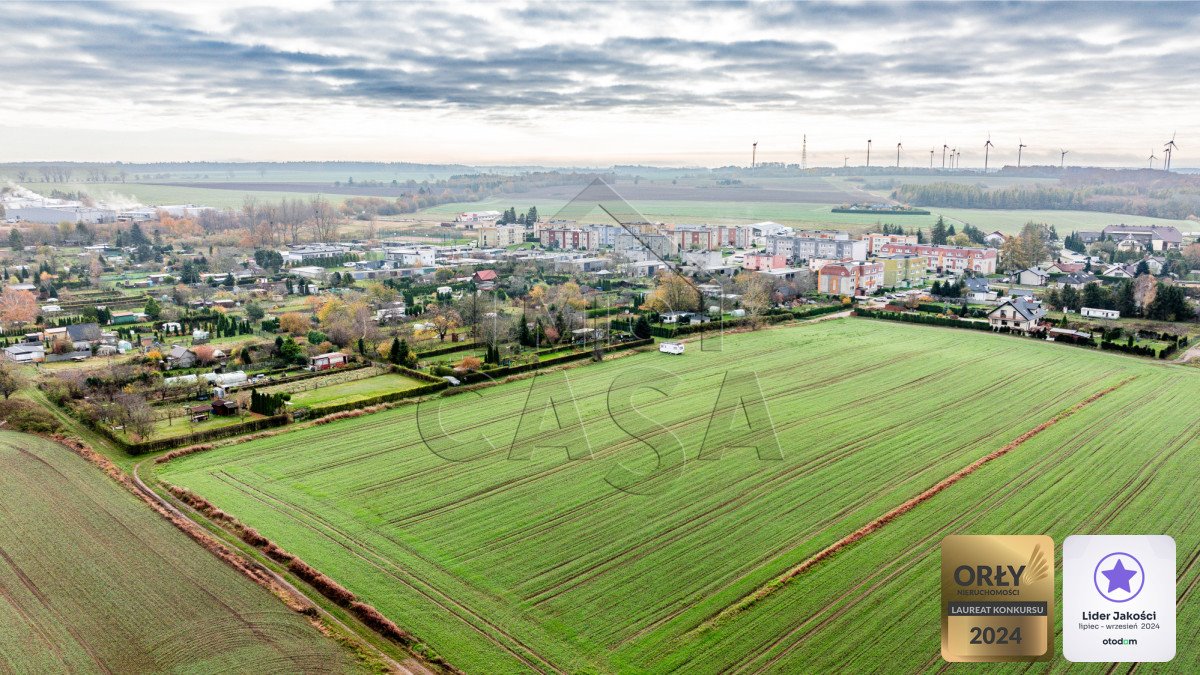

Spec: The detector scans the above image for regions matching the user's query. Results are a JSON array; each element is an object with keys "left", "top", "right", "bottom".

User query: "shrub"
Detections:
[{"left": 0, "top": 400, "right": 61, "bottom": 433}]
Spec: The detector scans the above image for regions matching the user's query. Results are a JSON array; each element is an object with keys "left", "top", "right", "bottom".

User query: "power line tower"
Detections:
[{"left": 801, "top": 134, "right": 807, "bottom": 170}]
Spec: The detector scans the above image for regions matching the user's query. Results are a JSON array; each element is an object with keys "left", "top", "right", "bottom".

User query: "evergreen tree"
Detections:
[
  {"left": 357, "top": 337, "right": 366, "bottom": 356},
  {"left": 518, "top": 315, "right": 532, "bottom": 346},
  {"left": 633, "top": 315, "right": 651, "bottom": 339},
  {"left": 129, "top": 221, "right": 149, "bottom": 246},
  {"left": 1116, "top": 280, "right": 1137, "bottom": 318},
  {"left": 7, "top": 229, "right": 22, "bottom": 251},
  {"left": 930, "top": 217, "right": 948, "bottom": 245},
  {"left": 144, "top": 297, "right": 162, "bottom": 320},
  {"left": 388, "top": 337, "right": 402, "bottom": 364}
]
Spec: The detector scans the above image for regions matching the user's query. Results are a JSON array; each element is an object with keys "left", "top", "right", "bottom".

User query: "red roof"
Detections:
[{"left": 473, "top": 270, "right": 498, "bottom": 281}]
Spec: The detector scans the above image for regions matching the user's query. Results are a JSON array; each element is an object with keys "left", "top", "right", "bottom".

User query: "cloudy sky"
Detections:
[{"left": 3, "top": 1, "right": 1197, "bottom": 168}]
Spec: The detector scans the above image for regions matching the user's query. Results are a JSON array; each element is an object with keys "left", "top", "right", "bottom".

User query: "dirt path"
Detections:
[
  {"left": 131, "top": 460, "right": 433, "bottom": 675},
  {"left": 1174, "top": 342, "right": 1200, "bottom": 363}
]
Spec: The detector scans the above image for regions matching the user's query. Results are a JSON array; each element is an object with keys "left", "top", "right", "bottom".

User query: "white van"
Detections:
[{"left": 659, "top": 341, "right": 685, "bottom": 355}]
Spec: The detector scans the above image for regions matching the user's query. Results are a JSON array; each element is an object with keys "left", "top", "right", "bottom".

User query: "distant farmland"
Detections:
[
  {"left": 417, "top": 195, "right": 1194, "bottom": 235},
  {"left": 159, "top": 320, "right": 1200, "bottom": 673},
  {"left": 0, "top": 432, "right": 359, "bottom": 673}
]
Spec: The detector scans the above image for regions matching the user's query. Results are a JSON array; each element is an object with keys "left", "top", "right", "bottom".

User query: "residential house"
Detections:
[
  {"left": 874, "top": 253, "right": 928, "bottom": 288},
  {"left": 984, "top": 231, "right": 1007, "bottom": 246},
  {"left": 818, "top": 261, "right": 884, "bottom": 296},
  {"left": 539, "top": 227, "right": 598, "bottom": 250},
  {"left": 963, "top": 277, "right": 997, "bottom": 303},
  {"left": 767, "top": 233, "right": 866, "bottom": 264},
  {"left": 863, "top": 232, "right": 917, "bottom": 255},
  {"left": 1101, "top": 225, "right": 1182, "bottom": 251},
  {"left": 477, "top": 224, "right": 526, "bottom": 248},
  {"left": 670, "top": 224, "right": 749, "bottom": 251},
  {"left": 472, "top": 269, "right": 499, "bottom": 285},
  {"left": 1102, "top": 264, "right": 1134, "bottom": 279},
  {"left": 615, "top": 232, "right": 676, "bottom": 258},
  {"left": 877, "top": 243, "right": 998, "bottom": 275},
  {"left": 1044, "top": 262, "right": 1086, "bottom": 275},
  {"left": 166, "top": 345, "right": 197, "bottom": 368},
  {"left": 742, "top": 253, "right": 789, "bottom": 271},
  {"left": 65, "top": 323, "right": 103, "bottom": 350},
  {"left": 1059, "top": 273, "right": 1099, "bottom": 290},
  {"left": 1015, "top": 268, "right": 1050, "bottom": 286},
  {"left": 311, "top": 352, "right": 349, "bottom": 370},
  {"left": 987, "top": 297, "right": 1046, "bottom": 333}
]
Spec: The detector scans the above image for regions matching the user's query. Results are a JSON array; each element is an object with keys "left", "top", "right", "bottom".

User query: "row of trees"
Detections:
[
  {"left": 894, "top": 181, "right": 1200, "bottom": 220},
  {"left": 1045, "top": 278, "right": 1195, "bottom": 321}
]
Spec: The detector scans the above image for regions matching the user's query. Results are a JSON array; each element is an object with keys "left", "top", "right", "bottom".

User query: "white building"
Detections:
[{"left": 1081, "top": 307, "right": 1120, "bottom": 320}]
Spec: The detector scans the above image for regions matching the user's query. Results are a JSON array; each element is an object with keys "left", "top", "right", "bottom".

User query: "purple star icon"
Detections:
[
  {"left": 1093, "top": 552, "right": 1144, "bottom": 602},
  {"left": 1101, "top": 559, "right": 1138, "bottom": 593}
]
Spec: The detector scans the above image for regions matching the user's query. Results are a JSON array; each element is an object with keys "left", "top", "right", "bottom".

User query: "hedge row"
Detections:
[
  {"left": 389, "top": 364, "right": 444, "bottom": 384},
  {"left": 303, "top": 381, "right": 449, "bottom": 417},
  {"left": 853, "top": 308, "right": 993, "bottom": 331},
  {"left": 455, "top": 338, "right": 654, "bottom": 385},
  {"left": 1099, "top": 340, "right": 1160, "bottom": 358},
  {"left": 83, "top": 412, "right": 290, "bottom": 455},
  {"left": 414, "top": 341, "right": 482, "bottom": 359},
  {"left": 650, "top": 304, "right": 845, "bottom": 337}
]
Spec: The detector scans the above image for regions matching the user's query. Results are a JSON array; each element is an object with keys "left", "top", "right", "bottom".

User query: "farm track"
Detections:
[
  {"left": 731, "top": 386, "right": 1150, "bottom": 674},
  {"left": 204, "top": 470, "right": 564, "bottom": 674}
]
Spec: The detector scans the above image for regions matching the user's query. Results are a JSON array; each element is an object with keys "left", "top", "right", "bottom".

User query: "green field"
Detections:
[
  {"left": 159, "top": 319, "right": 1200, "bottom": 673},
  {"left": 418, "top": 196, "right": 1194, "bottom": 235},
  {"left": 261, "top": 371, "right": 426, "bottom": 408},
  {"left": 0, "top": 432, "right": 359, "bottom": 673}
]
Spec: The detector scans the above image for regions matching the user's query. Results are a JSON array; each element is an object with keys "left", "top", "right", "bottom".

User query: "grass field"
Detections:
[
  {"left": 417, "top": 196, "right": 1195, "bottom": 235},
  {"left": 260, "top": 371, "right": 426, "bottom": 408},
  {"left": 159, "top": 319, "right": 1200, "bottom": 673},
  {"left": 0, "top": 432, "right": 359, "bottom": 673}
]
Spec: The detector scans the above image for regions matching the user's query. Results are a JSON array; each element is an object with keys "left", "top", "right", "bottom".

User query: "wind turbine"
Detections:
[
  {"left": 896, "top": 140, "right": 902, "bottom": 168},
  {"left": 951, "top": 148, "right": 958, "bottom": 169},
  {"left": 1164, "top": 133, "right": 1178, "bottom": 171},
  {"left": 984, "top": 134, "right": 995, "bottom": 171},
  {"left": 1059, "top": 149, "right": 1069, "bottom": 168},
  {"left": 1017, "top": 139, "right": 1027, "bottom": 168},
  {"left": 930, "top": 149, "right": 934, "bottom": 168},
  {"left": 751, "top": 141, "right": 758, "bottom": 169},
  {"left": 844, "top": 155, "right": 849, "bottom": 168},
  {"left": 866, "top": 139, "right": 872, "bottom": 167},
  {"left": 1148, "top": 150, "right": 1158, "bottom": 169},
  {"left": 942, "top": 144, "right": 948, "bottom": 168}
]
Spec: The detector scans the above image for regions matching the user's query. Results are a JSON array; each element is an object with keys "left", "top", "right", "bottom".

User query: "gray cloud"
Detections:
[{"left": 1, "top": 1, "right": 1198, "bottom": 131}]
